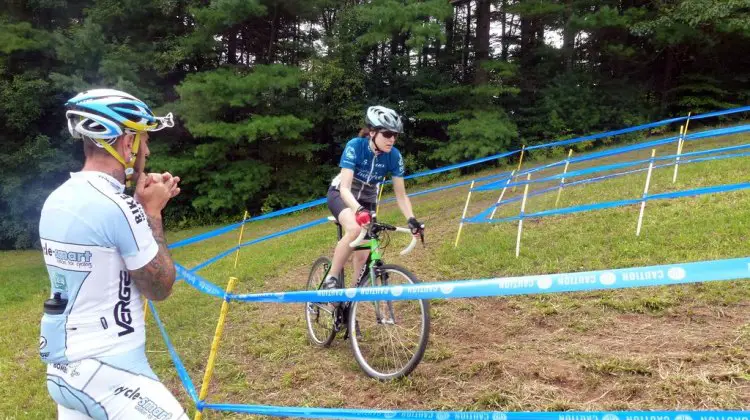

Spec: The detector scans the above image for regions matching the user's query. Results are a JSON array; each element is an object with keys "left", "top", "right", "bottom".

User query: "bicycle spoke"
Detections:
[
  {"left": 305, "top": 257, "right": 336, "bottom": 347},
  {"left": 350, "top": 266, "right": 430, "bottom": 379}
]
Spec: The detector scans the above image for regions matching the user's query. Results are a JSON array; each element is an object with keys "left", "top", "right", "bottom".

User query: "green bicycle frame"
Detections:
[{"left": 353, "top": 237, "right": 381, "bottom": 288}]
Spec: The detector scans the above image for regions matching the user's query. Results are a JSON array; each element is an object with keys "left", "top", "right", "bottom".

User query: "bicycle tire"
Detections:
[
  {"left": 348, "top": 264, "right": 430, "bottom": 380},
  {"left": 304, "top": 256, "right": 336, "bottom": 347}
]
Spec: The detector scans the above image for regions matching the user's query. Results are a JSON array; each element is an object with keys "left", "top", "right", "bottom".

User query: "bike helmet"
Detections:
[
  {"left": 65, "top": 88, "right": 174, "bottom": 145},
  {"left": 366, "top": 105, "right": 404, "bottom": 133}
]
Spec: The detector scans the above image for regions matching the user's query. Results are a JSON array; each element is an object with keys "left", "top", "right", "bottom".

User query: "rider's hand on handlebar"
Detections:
[
  {"left": 407, "top": 217, "right": 425, "bottom": 238},
  {"left": 355, "top": 207, "right": 371, "bottom": 226}
]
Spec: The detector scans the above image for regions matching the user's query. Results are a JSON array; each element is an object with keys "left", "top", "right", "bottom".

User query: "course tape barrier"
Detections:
[
  {"left": 175, "top": 255, "right": 750, "bottom": 304},
  {"left": 500, "top": 124, "right": 750, "bottom": 187},
  {"left": 466, "top": 182, "right": 750, "bottom": 224},
  {"left": 169, "top": 106, "right": 750, "bottom": 251},
  {"left": 148, "top": 301, "right": 198, "bottom": 402},
  {"left": 474, "top": 141, "right": 750, "bottom": 191},
  {"left": 186, "top": 217, "right": 330, "bottom": 274},
  {"left": 480, "top": 151, "right": 750, "bottom": 211},
  {"left": 523, "top": 105, "right": 750, "bottom": 152},
  {"left": 177, "top": 172, "right": 513, "bottom": 276},
  {"left": 169, "top": 198, "right": 328, "bottom": 249},
  {"left": 198, "top": 403, "right": 748, "bottom": 420}
]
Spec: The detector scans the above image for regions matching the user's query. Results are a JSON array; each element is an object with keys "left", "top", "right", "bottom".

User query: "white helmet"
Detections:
[
  {"left": 65, "top": 88, "right": 174, "bottom": 146},
  {"left": 366, "top": 105, "right": 404, "bottom": 133}
]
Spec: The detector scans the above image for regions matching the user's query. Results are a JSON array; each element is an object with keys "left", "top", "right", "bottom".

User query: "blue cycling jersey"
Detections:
[{"left": 330, "top": 137, "right": 405, "bottom": 203}]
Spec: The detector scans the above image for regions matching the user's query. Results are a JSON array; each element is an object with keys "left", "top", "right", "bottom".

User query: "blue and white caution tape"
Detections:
[
  {"left": 169, "top": 198, "right": 328, "bottom": 249},
  {"left": 198, "top": 402, "right": 748, "bottom": 420},
  {"left": 170, "top": 106, "right": 750, "bottom": 250},
  {"left": 474, "top": 142, "right": 750, "bottom": 191},
  {"left": 472, "top": 151, "right": 750, "bottom": 220},
  {"left": 175, "top": 263, "right": 226, "bottom": 297},
  {"left": 177, "top": 256, "right": 750, "bottom": 304},
  {"left": 478, "top": 124, "right": 750, "bottom": 192},
  {"left": 148, "top": 301, "right": 199, "bottom": 402},
  {"left": 180, "top": 172, "right": 513, "bottom": 274},
  {"left": 466, "top": 182, "right": 750, "bottom": 224}
]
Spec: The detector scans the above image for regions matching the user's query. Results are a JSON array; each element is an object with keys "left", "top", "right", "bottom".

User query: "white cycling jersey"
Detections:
[
  {"left": 39, "top": 171, "right": 186, "bottom": 420},
  {"left": 39, "top": 171, "right": 158, "bottom": 364}
]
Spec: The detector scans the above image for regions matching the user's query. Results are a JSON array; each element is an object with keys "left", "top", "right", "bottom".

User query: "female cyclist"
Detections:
[{"left": 323, "top": 105, "right": 424, "bottom": 290}]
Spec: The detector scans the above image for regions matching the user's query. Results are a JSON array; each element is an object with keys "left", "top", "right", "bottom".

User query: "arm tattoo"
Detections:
[{"left": 129, "top": 215, "right": 176, "bottom": 301}]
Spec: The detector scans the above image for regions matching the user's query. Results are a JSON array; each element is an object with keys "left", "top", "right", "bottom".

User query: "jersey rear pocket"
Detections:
[{"left": 40, "top": 314, "right": 68, "bottom": 363}]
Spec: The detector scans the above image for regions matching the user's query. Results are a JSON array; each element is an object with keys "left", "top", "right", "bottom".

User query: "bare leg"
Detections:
[
  {"left": 351, "top": 248, "right": 370, "bottom": 285},
  {"left": 328, "top": 208, "right": 363, "bottom": 282}
]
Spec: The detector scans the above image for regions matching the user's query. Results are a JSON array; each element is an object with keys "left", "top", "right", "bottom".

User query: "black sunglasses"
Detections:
[{"left": 380, "top": 131, "right": 398, "bottom": 139}]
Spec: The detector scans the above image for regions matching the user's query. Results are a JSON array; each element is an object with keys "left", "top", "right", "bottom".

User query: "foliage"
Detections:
[{"left": 1, "top": 0, "right": 749, "bottom": 248}]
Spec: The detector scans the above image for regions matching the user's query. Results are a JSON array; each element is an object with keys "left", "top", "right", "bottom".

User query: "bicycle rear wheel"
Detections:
[
  {"left": 349, "top": 264, "right": 430, "bottom": 380},
  {"left": 304, "top": 256, "right": 336, "bottom": 347}
]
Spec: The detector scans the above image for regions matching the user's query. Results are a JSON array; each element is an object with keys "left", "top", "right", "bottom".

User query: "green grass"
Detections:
[{"left": 2, "top": 127, "right": 750, "bottom": 418}]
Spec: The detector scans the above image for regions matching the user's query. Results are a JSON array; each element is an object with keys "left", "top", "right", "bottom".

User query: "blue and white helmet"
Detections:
[
  {"left": 65, "top": 88, "right": 174, "bottom": 145},
  {"left": 366, "top": 105, "right": 404, "bottom": 133}
]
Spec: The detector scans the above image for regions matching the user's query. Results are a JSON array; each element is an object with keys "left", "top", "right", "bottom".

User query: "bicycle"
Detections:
[{"left": 304, "top": 216, "right": 430, "bottom": 380}]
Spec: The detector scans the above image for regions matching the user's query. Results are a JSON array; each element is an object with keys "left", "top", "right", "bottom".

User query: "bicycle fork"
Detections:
[{"left": 372, "top": 268, "right": 397, "bottom": 325}]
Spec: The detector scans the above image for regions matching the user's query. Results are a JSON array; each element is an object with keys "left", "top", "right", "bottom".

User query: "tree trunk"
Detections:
[
  {"left": 660, "top": 47, "right": 675, "bottom": 112},
  {"left": 227, "top": 29, "right": 237, "bottom": 64},
  {"left": 474, "top": 0, "right": 491, "bottom": 84},
  {"left": 463, "top": 1, "right": 472, "bottom": 82},
  {"left": 501, "top": 0, "right": 508, "bottom": 61},
  {"left": 562, "top": 0, "right": 575, "bottom": 72},
  {"left": 520, "top": 15, "right": 532, "bottom": 66},
  {"left": 267, "top": 4, "right": 279, "bottom": 64},
  {"left": 443, "top": 9, "right": 455, "bottom": 73}
]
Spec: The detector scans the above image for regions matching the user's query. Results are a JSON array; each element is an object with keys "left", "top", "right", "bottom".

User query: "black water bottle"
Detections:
[{"left": 44, "top": 292, "right": 68, "bottom": 315}]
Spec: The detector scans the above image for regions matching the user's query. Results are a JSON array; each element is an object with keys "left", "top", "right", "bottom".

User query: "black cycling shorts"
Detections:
[{"left": 327, "top": 187, "right": 376, "bottom": 222}]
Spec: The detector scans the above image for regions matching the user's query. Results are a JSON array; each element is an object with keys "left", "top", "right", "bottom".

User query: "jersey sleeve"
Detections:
[
  {"left": 339, "top": 138, "right": 359, "bottom": 170},
  {"left": 107, "top": 193, "right": 159, "bottom": 270},
  {"left": 390, "top": 147, "right": 405, "bottom": 177}
]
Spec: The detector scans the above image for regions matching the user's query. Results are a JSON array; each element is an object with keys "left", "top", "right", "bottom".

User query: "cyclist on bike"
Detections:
[
  {"left": 323, "top": 105, "right": 424, "bottom": 290},
  {"left": 39, "top": 88, "right": 187, "bottom": 419}
]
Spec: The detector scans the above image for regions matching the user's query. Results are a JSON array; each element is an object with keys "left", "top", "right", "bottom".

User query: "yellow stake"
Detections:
[
  {"left": 512, "top": 145, "right": 526, "bottom": 192},
  {"left": 554, "top": 149, "right": 574, "bottom": 208},
  {"left": 489, "top": 170, "right": 516, "bottom": 219},
  {"left": 375, "top": 183, "right": 385, "bottom": 217},
  {"left": 673, "top": 112, "right": 691, "bottom": 183},
  {"left": 454, "top": 181, "right": 475, "bottom": 248},
  {"left": 194, "top": 277, "right": 238, "bottom": 420},
  {"left": 636, "top": 149, "right": 657, "bottom": 237},
  {"left": 515, "top": 173, "right": 531, "bottom": 258},
  {"left": 233, "top": 210, "right": 249, "bottom": 269},
  {"left": 672, "top": 126, "right": 684, "bottom": 183}
]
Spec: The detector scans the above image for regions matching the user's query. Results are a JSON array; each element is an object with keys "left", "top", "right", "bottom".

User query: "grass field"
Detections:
[{"left": 2, "top": 126, "right": 749, "bottom": 419}]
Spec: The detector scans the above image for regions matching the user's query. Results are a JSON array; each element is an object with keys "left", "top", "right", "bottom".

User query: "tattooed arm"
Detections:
[
  {"left": 129, "top": 215, "right": 175, "bottom": 301},
  {"left": 127, "top": 173, "right": 180, "bottom": 301}
]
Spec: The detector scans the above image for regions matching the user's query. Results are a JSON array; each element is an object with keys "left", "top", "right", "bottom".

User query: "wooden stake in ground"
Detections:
[
  {"left": 672, "top": 125, "right": 684, "bottom": 183},
  {"left": 512, "top": 145, "right": 525, "bottom": 192},
  {"left": 375, "top": 183, "right": 385, "bottom": 216},
  {"left": 555, "top": 149, "right": 574, "bottom": 208},
  {"left": 636, "top": 149, "right": 656, "bottom": 236},
  {"left": 233, "top": 210, "right": 249, "bottom": 269},
  {"left": 454, "top": 180, "right": 475, "bottom": 248},
  {"left": 489, "top": 170, "right": 516, "bottom": 219},
  {"left": 194, "top": 276, "right": 238, "bottom": 420},
  {"left": 673, "top": 112, "right": 692, "bottom": 183},
  {"left": 515, "top": 173, "right": 531, "bottom": 258}
]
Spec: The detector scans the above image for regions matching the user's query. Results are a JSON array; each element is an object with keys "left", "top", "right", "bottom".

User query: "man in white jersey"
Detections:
[{"left": 39, "top": 89, "right": 188, "bottom": 419}]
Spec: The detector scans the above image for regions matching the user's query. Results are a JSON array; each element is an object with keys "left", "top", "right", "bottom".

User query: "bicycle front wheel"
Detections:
[
  {"left": 349, "top": 264, "right": 430, "bottom": 380},
  {"left": 304, "top": 256, "right": 336, "bottom": 347}
]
